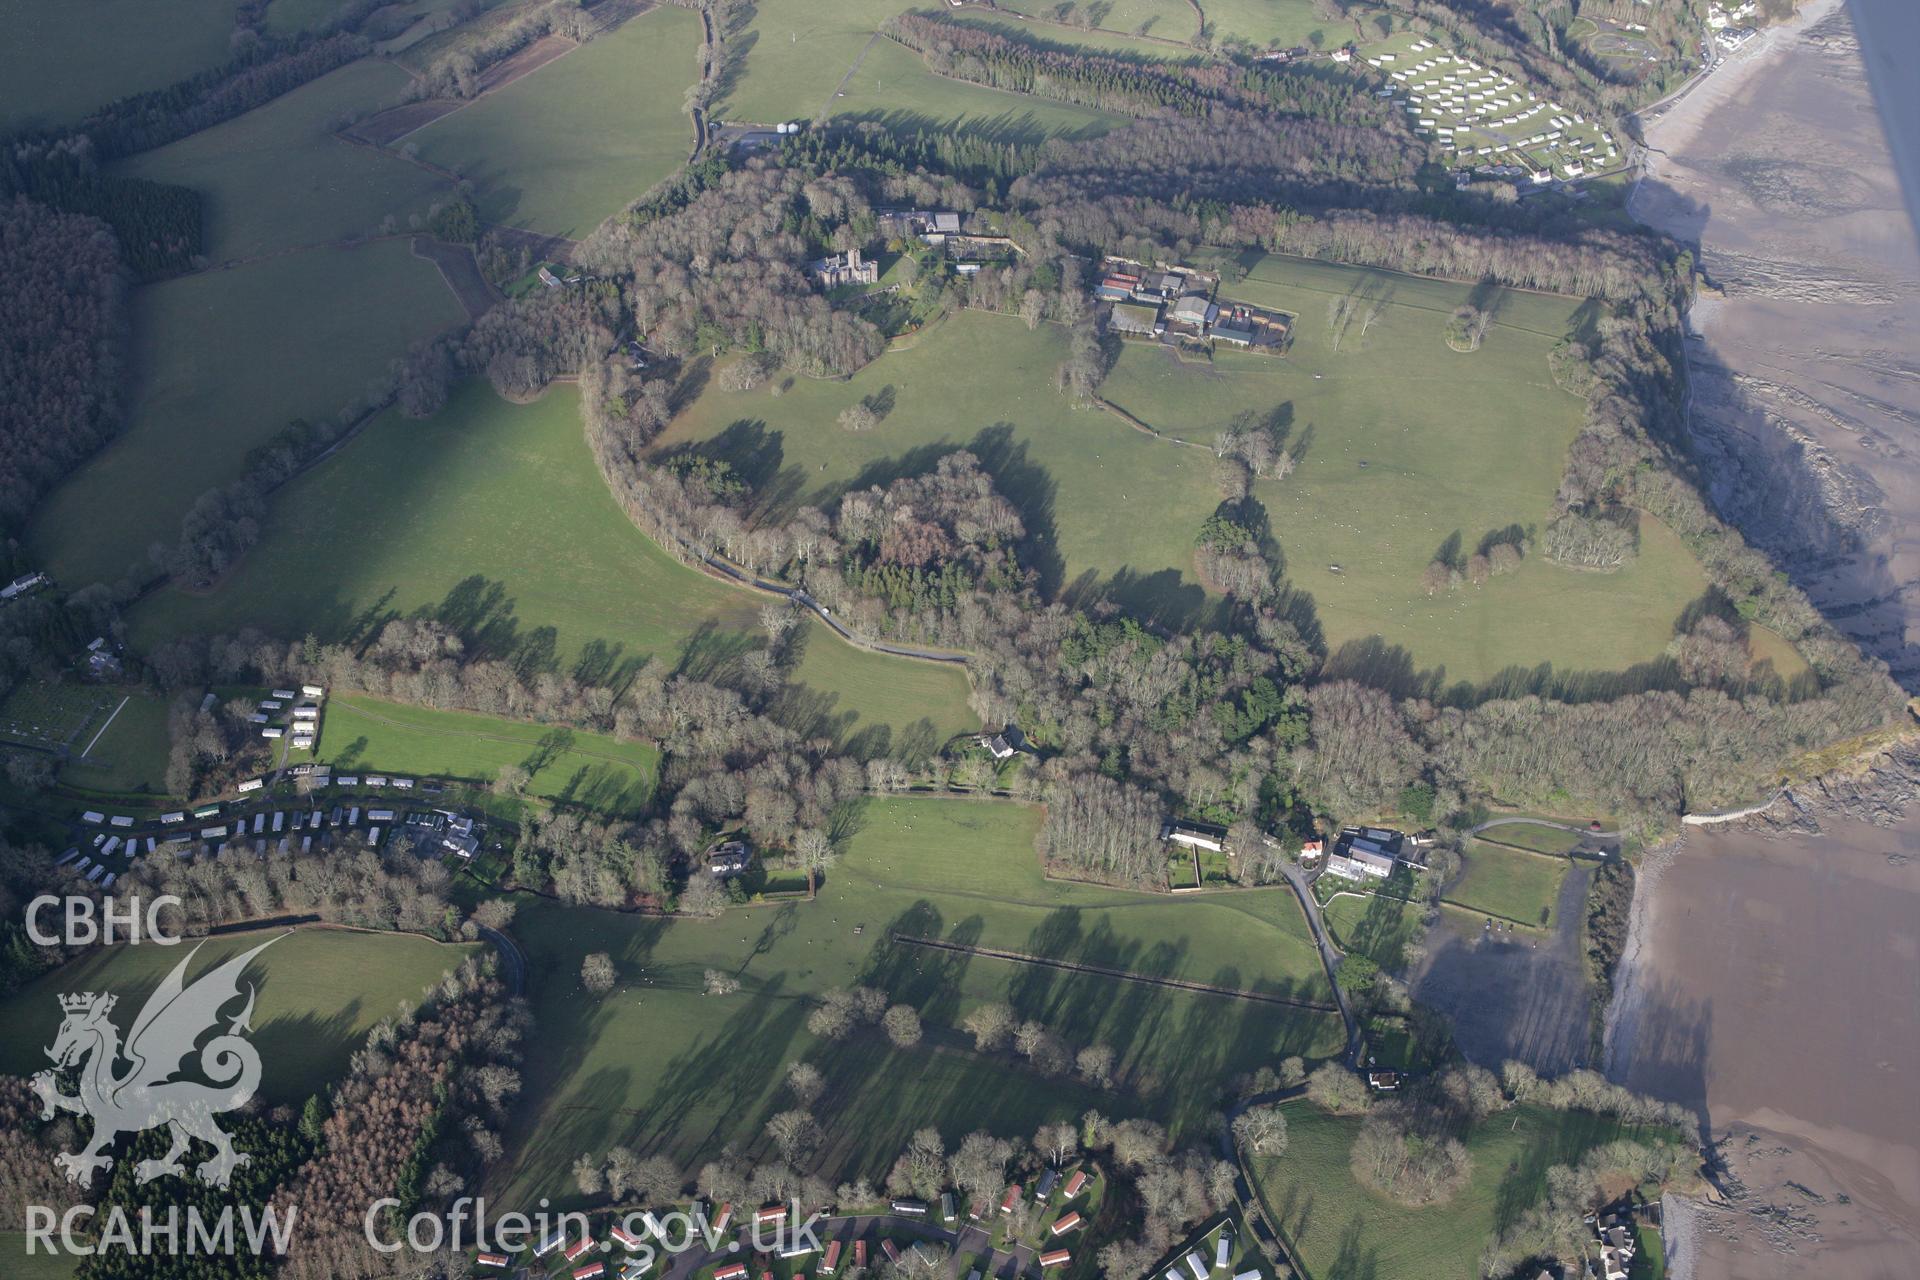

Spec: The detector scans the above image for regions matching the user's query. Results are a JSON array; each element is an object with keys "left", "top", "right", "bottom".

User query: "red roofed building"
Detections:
[
  {"left": 715, "top": 1264, "right": 749, "bottom": 1280},
  {"left": 1039, "top": 1249, "right": 1073, "bottom": 1268},
  {"left": 565, "top": 1238, "right": 595, "bottom": 1263},
  {"left": 1051, "top": 1212, "right": 1082, "bottom": 1236},
  {"left": 612, "top": 1223, "right": 645, "bottom": 1250},
  {"left": 574, "top": 1264, "right": 607, "bottom": 1280},
  {"left": 1062, "top": 1170, "right": 1088, "bottom": 1199},
  {"left": 476, "top": 1254, "right": 509, "bottom": 1269},
  {"left": 821, "top": 1240, "right": 843, "bottom": 1275},
  {"left": 999, "top": 1186, "right": 1021, "bottom": 1214}
]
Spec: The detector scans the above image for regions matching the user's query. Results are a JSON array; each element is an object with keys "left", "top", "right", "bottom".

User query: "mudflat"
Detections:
[
  {"left": 1607, "top": 817, "right": 1920, "bottom": 1278},
  {"left": 1631, "top": 0, "right": 1920, "bottom": 687}
]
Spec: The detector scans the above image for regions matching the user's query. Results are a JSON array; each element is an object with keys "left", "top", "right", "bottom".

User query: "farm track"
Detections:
[{"left": 889, "top": 931, "right": 1342, "bottom": 1012}]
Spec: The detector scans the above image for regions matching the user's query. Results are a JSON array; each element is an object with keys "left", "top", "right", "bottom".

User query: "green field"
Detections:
[
  {"left": 0, "top": 0, "right": 238, "bottom": 128},
  {"left": 1445, "top": 841, "right": 1569, "bottom": 928},
  {"left": 132, "top": 380, "right": 977, "bottom": 755},
  {"left": 1100, "top": 254, "right": 1713, "bottom": 682},
  {"left": 498, "top": 794, "right": 1345, "bottom": 1202},
  {"left": 1477, "top": 821, "right": 1586, "bottom": 855},
  {"left": 319, "top": 694, "right": 659, "bottom": 812},
  {"left": 30, "top": 240, "right": 466, "bottom": 588},
  {"left": 714, "top": 0, "right": 1118, "bottom": 139},
  {"left": 659, "top": 309, "right": 1224, "bottom": 626},
  {"left": 1324, "top": 889, "right": 1424, "bottom": 972},
  {"left": 1250, "top": 1101, "right": 1678, "bottom": 1280},
  {"left": 989, "top": 0, "right": 1351, "bottom": 49},
  {"left": 62, "top": 692, "right": 174, "bottom": 795},
  {"left": 0, "top": 927, "right": 481, "bottom": 1104},
  {"left": 0, "top": 1234, "right": 76, "bottom": 1280},
  {"left": 114, "top": 59, "right": 452, "bottom": 261},
  {"left": 408, "top": 4, "right": 702, "bottom": 238}
]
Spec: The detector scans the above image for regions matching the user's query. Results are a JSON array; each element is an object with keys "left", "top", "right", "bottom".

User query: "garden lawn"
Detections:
[
  {"left": 131, "top": 380, "right": 976, "bottom": 755},
  {"left": 114, "top": 59, "right": 452, "bottom": 261},
  {"left": 407, "top": 4, "right": 701, "bottom": 238},
  {"left": 495, "top": 794, "right": 1345, "bottom": 1204},
  {"left": 30, "top": 240, "right": 466, "bottom": 587},
  {"left": 0, "top": 0, "right": 237, "bottom": 128},
  {"left": 1100, "top": 253, "right": 1713, "bottom": 683},
  {"left": 1250, "top": 1101, "right": 1680, "bottom": 1280},
  {"left": 716, "top": 0, "right": 1119, "bottom": 140},
  {"left": 1446, "top": 841, "right": 1569, "bottom": 929},
  {"left": 63, "top": 692, "right": 174, "bottom": 795},
  {"left": 658, "top": 309, "right": 1226, "bottom": 628},
  {"left": 0, "top": 926, "right": 481, "bottom": 1104},
  {"left": 318, "top": 694, "right": 659, "bottom": 813}
]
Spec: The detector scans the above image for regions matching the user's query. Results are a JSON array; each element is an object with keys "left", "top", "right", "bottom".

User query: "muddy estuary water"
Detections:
[
  {"left": 1607, "top": 815, "right": 1920, "bottom": 1278},
  {"left": 1630, "top": 0, "right": 1920, "bottom": 687},
  {"left": 1605, "top": 2, "right": 1920, "bottom": 1276}
]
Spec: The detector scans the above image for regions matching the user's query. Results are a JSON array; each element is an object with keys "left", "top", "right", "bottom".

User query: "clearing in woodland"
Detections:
[
  {"left": 131, "top": 381, "right": 977, "bottom": 757},
  {"left": 497, "top": 794, "right": 1345, "bottom": 1205}
]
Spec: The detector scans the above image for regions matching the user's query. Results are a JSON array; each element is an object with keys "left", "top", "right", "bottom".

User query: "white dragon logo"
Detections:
[{"left": 31, "top": 936, "right": 277, "bottom": 1188}]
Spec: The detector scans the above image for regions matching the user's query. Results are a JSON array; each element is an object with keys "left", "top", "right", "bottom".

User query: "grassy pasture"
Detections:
[
  {"left": 114, "top": 59, "right": 452, "bottom": 261},
  {"left": 131, "top": 381, "right": 976, "bottom": 755},
  {"left": 496, "top": 794, "right": 1345, "bottom": 1202},
  {"left": 407, "top": 4, "right": 701, "bottom": 238},
  {"left": 63, "top": 693, "right": 174, "bottom": 795},
  {"left": 1478, "top": 822, "right": 1585, "bottom": 856},
  {"left": 1100, "top": 254, "right": 1714, "bottom": 683},
  {"left": 660, "top": 310, "right": 1225, "bottom": 628},
  {"left": 0, "top": 1235, "right": 76, "bottom": 1280},
  {"left": 712, "top": 0, "right": 1118, "bottom": 140},
  {"left": 0, "top": 927, "right": 481, "bottom": 1104},
  {"left": 1323, "top": 889, "right": 1424, "bottom": 973},
  {"left": 31, "top": 240, "right": 466, "bottom": 588},
  {"left": 0, "top": 0, "right": 237, "bottom": 128},
  {"left": 318, "top": 695, "right": 660, "bottom": 812},
  {"left": 989, "top": 0, "right": 1347, "bottom": 49},
  {"left": 1445, "top": 841, "right": 1569, "bottom": 928},
  {"left": 1249, "top": 1101, "right": 1680, "bottom": 1280}
]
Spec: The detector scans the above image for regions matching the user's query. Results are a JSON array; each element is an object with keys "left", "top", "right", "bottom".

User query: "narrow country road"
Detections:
[{"left": 1273, "top": 852, "right": 1362, "bottom": 1068}]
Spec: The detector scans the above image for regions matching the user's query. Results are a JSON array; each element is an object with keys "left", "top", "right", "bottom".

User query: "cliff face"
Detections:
[{"left": 1632, "top": 0, "right": 1920, "bottom": 689}]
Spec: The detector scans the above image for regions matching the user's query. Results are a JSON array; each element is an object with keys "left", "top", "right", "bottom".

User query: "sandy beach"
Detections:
[{"left": 1631, "top": 0, "right": 1920, "bottom": 687}]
